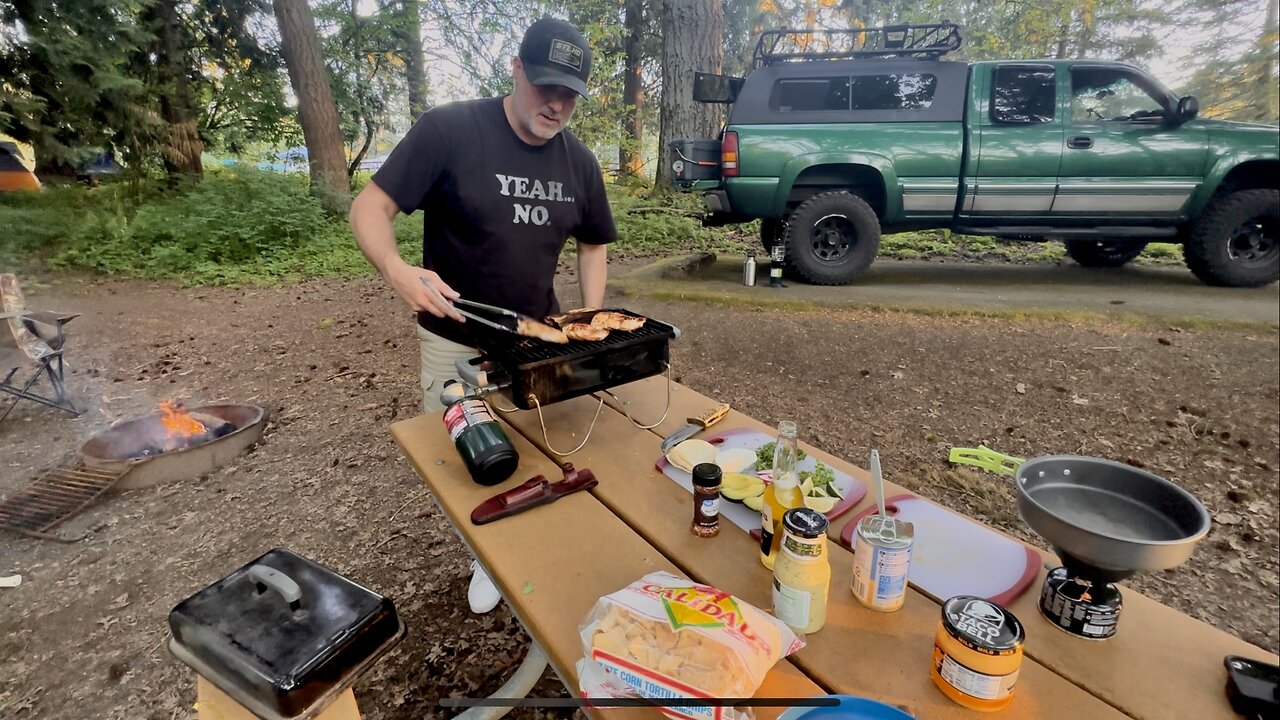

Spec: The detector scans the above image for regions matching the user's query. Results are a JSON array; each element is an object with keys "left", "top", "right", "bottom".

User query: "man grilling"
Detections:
[{"left": 349, "top": 17, "right": 615, "bottom": 614}]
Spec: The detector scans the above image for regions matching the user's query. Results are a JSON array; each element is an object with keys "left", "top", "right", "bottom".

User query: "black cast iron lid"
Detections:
[{"left": 169, "top": 548, "right": 404, "bottom": 719}]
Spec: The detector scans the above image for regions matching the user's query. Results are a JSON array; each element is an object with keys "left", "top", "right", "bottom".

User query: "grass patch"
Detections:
[{"left": 0, "top": 170, "right": 1189, "bottom": 287}]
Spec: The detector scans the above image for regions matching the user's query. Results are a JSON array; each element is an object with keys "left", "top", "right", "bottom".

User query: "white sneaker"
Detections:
[{"left": 468, "top": 560, "right": 501, "bottom": 614}]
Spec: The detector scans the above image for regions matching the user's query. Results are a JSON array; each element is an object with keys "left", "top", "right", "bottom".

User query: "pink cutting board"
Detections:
[
  {"left": 838, "top": 494, "right": 1040, "bottom": 606},
  {"left": 656, "top": 427, "right": 866, "bottom": 535}
]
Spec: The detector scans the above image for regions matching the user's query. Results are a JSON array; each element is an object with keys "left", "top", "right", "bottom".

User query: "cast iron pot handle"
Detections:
[{"left": 248, "top": 565, "right": 303, "bottom": 611}]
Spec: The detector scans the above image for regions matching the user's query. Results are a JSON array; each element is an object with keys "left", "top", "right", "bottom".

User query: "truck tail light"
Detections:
[{"left": 721, "top": 131, "right": 739, "bottom": 177}]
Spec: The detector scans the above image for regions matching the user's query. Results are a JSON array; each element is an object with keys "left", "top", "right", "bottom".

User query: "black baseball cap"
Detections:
[{"left": 518, "top": 17, "right": 592, "bottom": 97}]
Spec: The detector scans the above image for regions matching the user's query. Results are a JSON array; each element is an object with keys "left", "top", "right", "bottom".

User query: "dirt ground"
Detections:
[{"left": 1, "top": 259, "right": 1277, "bottom": 719}]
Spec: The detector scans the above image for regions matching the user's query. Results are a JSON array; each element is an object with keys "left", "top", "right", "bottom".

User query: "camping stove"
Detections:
[{"left": 1015, "top": 456, "right": 1211, "bottom": 640}]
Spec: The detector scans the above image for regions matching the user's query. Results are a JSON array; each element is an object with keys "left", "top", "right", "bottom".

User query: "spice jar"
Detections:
[
  {"left": 691, "top": 463, "right": 722, "bottom": 537},
  {"left": 771, "top": 508, "right": 831, "bottom": 634},
  {"left": 931, "top": 595, "right": 1025, "bottom": 712}
]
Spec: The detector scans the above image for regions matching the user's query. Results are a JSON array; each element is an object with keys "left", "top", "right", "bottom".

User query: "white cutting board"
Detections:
[
  {"left": 838, "top": 495, "right": 1040, "bottom": 606},
  {"left": 655, "top": 428, "right": 866, "bottom": 535}
]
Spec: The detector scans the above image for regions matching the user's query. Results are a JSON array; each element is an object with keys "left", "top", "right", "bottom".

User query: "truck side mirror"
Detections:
[{"left": 1175, "top": 95, "right": 1199, "bottom": 124}]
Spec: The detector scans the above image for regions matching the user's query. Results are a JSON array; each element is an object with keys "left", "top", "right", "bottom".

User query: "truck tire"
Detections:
[
  {"left": 782, "top": 191, "right": 881, "bottom": 285},
  {"left": 1183, "top": 189, "right": 1280, "bottom": 287},
  {"left": 1064, "top": 240, "right": 1148, "bottom": 267},
  {"left": 760, "top": 219, "right": 783, "bottom": 253}
]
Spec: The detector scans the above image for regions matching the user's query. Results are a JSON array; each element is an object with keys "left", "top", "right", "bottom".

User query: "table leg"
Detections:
[{"left": 453, "top": 642, "right": 549, "bottom": 720}]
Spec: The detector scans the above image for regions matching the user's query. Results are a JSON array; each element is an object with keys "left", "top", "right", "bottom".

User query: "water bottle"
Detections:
[
  {"left": 769, "top": 244, "right": 785, "bottom": 287},
  {"left": 742, "top": 254, "right": 757, "bottom": 286}
]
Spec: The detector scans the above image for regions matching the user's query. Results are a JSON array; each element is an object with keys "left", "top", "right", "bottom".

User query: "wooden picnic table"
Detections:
[{"left": 391, "top": 376, "right": 1277, "bottom": 719}]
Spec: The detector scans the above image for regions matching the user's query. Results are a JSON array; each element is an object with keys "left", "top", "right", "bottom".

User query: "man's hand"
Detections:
[
  {"left": 386, "top": 262, "right": 464, "bottom": 322},
  {"left": 350, "top": 181, "right": 464, "bottom": 322}
]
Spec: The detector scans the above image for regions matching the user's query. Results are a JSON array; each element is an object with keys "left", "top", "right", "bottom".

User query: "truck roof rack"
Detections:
[{"left": 752, "top": 22, "right": 963, "bottom": 67}]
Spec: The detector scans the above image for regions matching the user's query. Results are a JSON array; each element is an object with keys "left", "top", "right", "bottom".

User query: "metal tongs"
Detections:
[{"left": 418, "top": 277, "right": 567, "bottom": 343}]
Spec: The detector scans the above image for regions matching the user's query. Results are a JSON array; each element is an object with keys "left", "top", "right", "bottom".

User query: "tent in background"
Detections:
[{"left": 0, "top": 141, "right": 40, "bottom": 192}]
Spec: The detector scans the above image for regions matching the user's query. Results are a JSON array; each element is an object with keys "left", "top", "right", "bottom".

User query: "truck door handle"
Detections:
[{"left": 1067, "top": 136, "right": 1094, "bottom": 149}]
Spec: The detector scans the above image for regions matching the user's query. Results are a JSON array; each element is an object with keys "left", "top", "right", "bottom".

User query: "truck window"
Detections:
[
  {"left": 771, "top": 77, "right": 852, "bottom": 111},
  {"left": 849, "top": 73, "right": 938, "bottom": 110},
  {"left": 769, "top": 74, "right": 940, "bottom": 113},
  {"left": 1070, "top": 67, "right": 1167, "bottom": 123},
  {"left": 991, "top": 66, "right": 1056, "bottom": 123}
]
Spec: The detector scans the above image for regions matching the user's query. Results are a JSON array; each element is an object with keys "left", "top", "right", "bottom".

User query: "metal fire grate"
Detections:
[{"left": 0, "top": 461, "right": 129, "bottom": 539}]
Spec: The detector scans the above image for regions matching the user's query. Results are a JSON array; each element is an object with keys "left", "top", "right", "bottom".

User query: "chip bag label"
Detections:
[{"left": 577, "top": 572, "right": 804, "bottom": 720}]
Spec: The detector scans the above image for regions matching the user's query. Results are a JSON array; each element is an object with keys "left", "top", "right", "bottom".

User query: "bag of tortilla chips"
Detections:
[{"left": 576, "top": 572, "right": 803, "bottom": 719}]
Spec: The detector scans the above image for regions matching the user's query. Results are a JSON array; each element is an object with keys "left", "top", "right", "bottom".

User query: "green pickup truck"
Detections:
[{"left": 671, "top": 24, "right": 1279, "bottom": 287}]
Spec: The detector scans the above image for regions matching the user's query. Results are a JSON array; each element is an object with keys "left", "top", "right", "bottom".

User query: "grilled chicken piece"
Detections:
[
  {"left": 563, "top": 323, "right": 610, "bottom": 342},
  {"left": 590, "top": 311, "right": 645, "bottom": 332},
  {"left": 548, "top": 307, "right": 600, "bottom": 326},
  {"left": 516, "top": 317, "right": 569, "bottom": 344}
]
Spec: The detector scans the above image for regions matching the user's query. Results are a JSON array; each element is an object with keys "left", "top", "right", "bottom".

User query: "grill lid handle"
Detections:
[{"left": 248, "top": 564, "right": 303, "bottom": 612}]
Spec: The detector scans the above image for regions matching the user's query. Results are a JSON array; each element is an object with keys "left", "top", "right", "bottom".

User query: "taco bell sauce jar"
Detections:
[{"left": 931, "top": 595, "right": 1025, "bottom": 712}]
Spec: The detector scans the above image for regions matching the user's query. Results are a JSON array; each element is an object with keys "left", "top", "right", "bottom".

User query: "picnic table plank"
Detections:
[
  {"left": 597, "top": 375, "right": 1279, "bottom": 720},
  {"left": 389, "top": 414, "right": 825, "bottom": 719},
  {"left": 502, "top": 397, "right": 1128, "bottom": 720}
]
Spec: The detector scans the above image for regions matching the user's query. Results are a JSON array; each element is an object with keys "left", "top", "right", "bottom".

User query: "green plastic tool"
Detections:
[{"left": 948, "top": 445, "right": 1025, "bottom": 476}]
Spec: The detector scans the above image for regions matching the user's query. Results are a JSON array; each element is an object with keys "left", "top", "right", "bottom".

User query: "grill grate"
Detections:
[
  {"left": 491, "top": 317, "right": 675, "bottom": 366},
  {"left": 0, "top": 461, "right": 129, "bottom": 538}
]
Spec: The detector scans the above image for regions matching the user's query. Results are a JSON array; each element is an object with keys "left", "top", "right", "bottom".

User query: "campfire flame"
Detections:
[{"left": 158, "top": 401, "right": 207, "bottom": 441}]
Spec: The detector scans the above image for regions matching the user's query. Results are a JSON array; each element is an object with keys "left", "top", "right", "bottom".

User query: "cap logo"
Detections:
[{"left": 548, "top": 39, "right": 583, "bottom": 71}]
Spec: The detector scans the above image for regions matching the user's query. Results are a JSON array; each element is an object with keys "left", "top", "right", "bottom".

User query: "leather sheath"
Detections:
[{"left": 471, "top": 463, "right": 598, "bottom": 525}]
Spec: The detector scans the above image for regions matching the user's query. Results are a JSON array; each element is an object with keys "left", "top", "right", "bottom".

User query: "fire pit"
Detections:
[
  {"left": 81, "top": 403, "right": 266, "bottom": 490},
  {"left": 1, "top": 402, "right": 266, "bottom": 539}
]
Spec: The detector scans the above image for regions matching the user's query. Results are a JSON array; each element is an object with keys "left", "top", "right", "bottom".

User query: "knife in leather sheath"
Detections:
[
  {"left": 470, "top": 463, "right": 598, "bottom": 525},
  {"left": 660, "top": 403, "right": 731, "bottom": 454}
]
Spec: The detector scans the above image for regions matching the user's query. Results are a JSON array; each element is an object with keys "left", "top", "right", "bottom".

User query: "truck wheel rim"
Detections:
[
  {"left": 1226, "top": 219, "right": 1278, "bottom": 268},
  {"left": 810, "top": 214, "right": 853, "bottom": 263}
]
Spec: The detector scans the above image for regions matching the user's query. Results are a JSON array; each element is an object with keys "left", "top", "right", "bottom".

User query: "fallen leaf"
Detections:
[
  {"left": 1217, "top": 512, "right": 1242, "bottom": 526},
  {"left": 1158, "top": 337, "right": 1172, "bottom": 346},
  {"left": 1071, "top": 395, "right": 1090, "bottom": 405},
  {"left": 523, "top": 581, "right": 535, "bottom": 595},
  {"left": 109, "top": 593, "right": 130, "bottom": 610},
  {"left": 1015, "top": 383, "right": 1026, "bottom": 395}
]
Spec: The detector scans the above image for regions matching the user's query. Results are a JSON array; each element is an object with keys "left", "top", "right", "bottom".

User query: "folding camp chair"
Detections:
[{"left": 1, "top": 274, "right": 80, "bottom": 425}]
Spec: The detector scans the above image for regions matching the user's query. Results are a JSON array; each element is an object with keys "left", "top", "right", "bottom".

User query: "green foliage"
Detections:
[
  {"left": 0, "top": 0, "right": 155, "bottom": 172},
  {"left": 0, "top": 167, "right": 413, "bottom": 285},
  {"left": 607, "top": 187, "right": 755, "bottom": 257},
  {"left": 0, "top": 172, "right": 1186, "bottom": 289}
]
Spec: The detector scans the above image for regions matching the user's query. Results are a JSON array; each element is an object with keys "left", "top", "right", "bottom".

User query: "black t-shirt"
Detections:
[{"left": 372, "top": 96, "right": 616, "bottom": 345}]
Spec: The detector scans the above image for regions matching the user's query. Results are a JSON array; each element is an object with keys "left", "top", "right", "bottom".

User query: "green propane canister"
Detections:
[{"left": 439, "top": 379, "right": 519, "bottom": 486}]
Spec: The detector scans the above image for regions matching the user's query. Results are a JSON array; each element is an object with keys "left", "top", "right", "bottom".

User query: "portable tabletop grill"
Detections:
[
  {"left": 459, "top": 308, "right": 679, "bottom": 410},
  {"left": 454, "top": 308, "right": 679, "bottom": 455}
]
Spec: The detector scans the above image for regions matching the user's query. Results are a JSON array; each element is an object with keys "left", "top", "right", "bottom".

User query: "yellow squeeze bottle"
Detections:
[{"left": 760, "top": 421, "right": 804, "bottom": 569}]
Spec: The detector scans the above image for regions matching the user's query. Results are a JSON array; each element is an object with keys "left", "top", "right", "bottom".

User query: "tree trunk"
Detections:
[
  {"left": 348, "top": 115, "right": 377, "bottom": 176},
  {"left": 1250, "top": 0, "right": 1279, "bottom": 122},
  {"left": 272, "top": 0, "right": 349, "bottom": 208},
  {"left": 148, "top": 1, "right": 204, "bottom": 184},
  {"left": 656, "top": 0, "right": 724, "bottom": 189},
  {"left": 619, "top": 0, "right": 646, "bottom": 181},
  {"left": 401, "top": 0, "right": 429, "bottom": 120}
]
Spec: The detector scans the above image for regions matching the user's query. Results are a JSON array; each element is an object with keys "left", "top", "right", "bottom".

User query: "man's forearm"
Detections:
[
  {"left": 350, "top": 196, "right": 406, "bottom": 277},
  {"left": 577, "top": 242, "right": 608, "bottom": 308}
]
